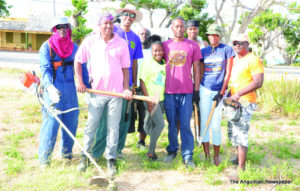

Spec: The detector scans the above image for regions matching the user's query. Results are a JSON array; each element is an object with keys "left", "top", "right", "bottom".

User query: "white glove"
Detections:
[{"left": 47, "top": 85, "right": 61, "bottom": 104}]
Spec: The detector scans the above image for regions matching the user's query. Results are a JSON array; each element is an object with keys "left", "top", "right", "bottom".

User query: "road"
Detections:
[{"left": 0, "top": 50, "right": 299, "bottom": 80}]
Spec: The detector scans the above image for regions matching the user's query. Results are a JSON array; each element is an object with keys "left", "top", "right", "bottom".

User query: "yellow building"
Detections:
[{"left": 0, "top": 15, "right": 52, "bottom": 51}]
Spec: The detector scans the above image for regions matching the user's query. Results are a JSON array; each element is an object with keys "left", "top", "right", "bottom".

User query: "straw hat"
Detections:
[{"left": 116, "top": 4, "right": 143, "bottom": 23}]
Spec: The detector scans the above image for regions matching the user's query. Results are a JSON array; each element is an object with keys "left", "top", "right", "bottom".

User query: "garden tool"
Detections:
[
  {"left": 86, "top": 89, "right": 160, "bottom": 116},
  {"left": 198, "top": 101, "right": 217, "bottom": 144},
  {"left": 19, "top": 71, "right": 117, "bottom": 191},
  {"left": 222, "top": 98, "right": 242, "bottom": 122},
  {"left": 193, "top": 103, "right": 200, "bottom": 146}
]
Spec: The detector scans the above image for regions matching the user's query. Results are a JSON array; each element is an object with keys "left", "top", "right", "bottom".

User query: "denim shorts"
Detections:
[{"left": 228, "top": 103, "right": 257, "bottom": 147}]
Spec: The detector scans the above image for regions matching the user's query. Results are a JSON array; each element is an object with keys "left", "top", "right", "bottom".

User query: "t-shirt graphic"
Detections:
[
  {"left": 204, "top": 56, "right": 223, "bottom": 73},
  {"left": 154, "top": 71, "right": 164, "bottom": 86},
  {"left": 168, "top": 50, "right": 187, "bottom": 69},
  {"left": 130, "top": 41, "right": 135, "bottom": 49}
]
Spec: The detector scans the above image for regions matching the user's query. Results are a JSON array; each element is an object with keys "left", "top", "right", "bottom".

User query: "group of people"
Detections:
[{"left": 38, "top": 4, "right": 264, "bottom": 178}]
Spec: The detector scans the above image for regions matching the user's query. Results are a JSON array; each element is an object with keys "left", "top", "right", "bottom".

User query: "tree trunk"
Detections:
[{"left": 149, "top": 10, "right": 154, "bottom": 28}]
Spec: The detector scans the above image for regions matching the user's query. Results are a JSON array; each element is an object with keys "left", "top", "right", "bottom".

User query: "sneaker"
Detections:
[
  {"left": 107, "top": 159, "right": 117, "bottom": 178},
  {"left": 76, "top": 155, "right": 89, "bottom": 172},
  {"left": 231, "top": 158, "right": 239, "bottom": 166},
  {"left": 62, "top": 158, "right": 72, "bottom": 166},
  {"left": 138, "top": 140, "right": 147, "bottom": 150},
  {"left": 147, "top": 153, "right": 158, "bottom": 161},
  {"left": 117, "top": 152, "right": 124, "bottom": 159},
  {"left": 163, "top": 152, "right": 177, "bottom": 163},
  {"left": 39, "top": 163, "right": 50, "bottom": 170},
  {"left": 183, "top": 159, "right": 196, "bottom": 168}
]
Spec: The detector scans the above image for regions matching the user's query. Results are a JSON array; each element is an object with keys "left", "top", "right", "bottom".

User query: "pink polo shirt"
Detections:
[{"left": 75, "top": 32, "right": 130, "bottom": 93}]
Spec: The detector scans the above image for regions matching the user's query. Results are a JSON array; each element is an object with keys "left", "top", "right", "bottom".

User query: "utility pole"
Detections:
[{"left": 53, "top": 0, "right": 56, "bottom": 17}]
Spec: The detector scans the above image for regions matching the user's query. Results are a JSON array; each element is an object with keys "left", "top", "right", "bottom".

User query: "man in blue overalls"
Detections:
[{"left": 38, "top": 17, "right": 88, "bottom": 168}]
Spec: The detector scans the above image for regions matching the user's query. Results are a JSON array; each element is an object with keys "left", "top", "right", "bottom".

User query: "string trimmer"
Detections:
[{"left": 19, "top": 71, "right": 117, "bottom": 191}]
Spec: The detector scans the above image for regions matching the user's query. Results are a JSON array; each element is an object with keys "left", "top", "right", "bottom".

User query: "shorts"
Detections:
[{"left": 228, "top": 103, "right": 257, "bottom": 147}]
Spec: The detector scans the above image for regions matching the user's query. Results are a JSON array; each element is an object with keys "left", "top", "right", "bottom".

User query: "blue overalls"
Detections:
[{"left": 38, "top": 41, "right": 89, "bottom": 164}]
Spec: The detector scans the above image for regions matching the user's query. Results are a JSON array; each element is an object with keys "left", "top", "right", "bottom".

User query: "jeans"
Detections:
[
  {"left": 83, "top": 93, "right": 122, "bottom": 159},
  {"left": 199, "top": 85, "right": 223, "bottom": 146},
  {"left": 164, "top": 93, "right": 194, "bottom": 161}
]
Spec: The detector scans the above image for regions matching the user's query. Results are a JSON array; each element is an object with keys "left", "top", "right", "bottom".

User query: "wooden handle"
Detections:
[
  {"left": 86, "top": 89, "right": 156, "bottom": 103},
  {"left": 205, "top": 101, "right": 217, "bottom": 127}
]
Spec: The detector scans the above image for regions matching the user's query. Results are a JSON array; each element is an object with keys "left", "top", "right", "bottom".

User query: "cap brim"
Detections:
[{"left": 116, "top": 8, "right": 143, "bottom": 22}]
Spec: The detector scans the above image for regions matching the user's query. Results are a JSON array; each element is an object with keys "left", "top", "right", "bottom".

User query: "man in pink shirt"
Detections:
[{"left": 74, "top": 12, "right": 132, "bottom": 177}]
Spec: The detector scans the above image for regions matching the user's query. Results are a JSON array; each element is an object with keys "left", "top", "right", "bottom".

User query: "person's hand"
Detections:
[
  {"left": 213, "top": 92, "right": 223, "bottom": 107},
  {"left": 47, "top": 85, "right": 61, "bottom": 105},
  {"left": 193, "top": 90, "right": 200, "bottom": 104},
  {"left": 123, "top": 89, "right": 132, "bottom": 100},
  {"left": 230, "top": 93, "right": 240, "bottom": 102},
  {"left": 147, "top": 102, "right": 154, "bottom": 113},
  {"left": 76, "top": 81, "right": 87, "bottom": 93}
]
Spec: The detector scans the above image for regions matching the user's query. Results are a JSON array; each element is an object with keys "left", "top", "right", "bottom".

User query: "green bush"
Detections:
[{"left": 257, "top": 74, "right": 300, "bottom": 118}]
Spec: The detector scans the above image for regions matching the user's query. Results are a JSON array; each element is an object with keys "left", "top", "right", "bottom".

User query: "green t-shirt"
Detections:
[{"left": 139, "top": 57, "right": 166, "bottom": 101}]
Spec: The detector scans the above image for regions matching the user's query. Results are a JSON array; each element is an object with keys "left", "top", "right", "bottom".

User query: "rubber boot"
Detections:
[
  {"left": 202, "top": 142, "right": 210, "bottom": 161},
  {"left": 213, "top": 145, "right": 220, "bottom": 166}
]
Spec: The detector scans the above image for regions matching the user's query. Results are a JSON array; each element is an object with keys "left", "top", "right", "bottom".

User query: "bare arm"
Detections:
[
  {"left": 231, "top": 73, "right": 264, "bottom": 101},
  {"left": 122, "top": 68, "right": 132, "bottom": 100},
  {"left": 74, "top": 61, "right": 86, "bottom": 93},
  {"left": 220, "top": 57, "right": 233, "bottom": 95},
  {"left": 193, "top": 60, "right": 201, "bottom": 91},
  {"left": 140, "top": 79, "right": 153, "bottom": 112},
  {"left": 132, "top": 59, "right": 138, "bottom": 87}
]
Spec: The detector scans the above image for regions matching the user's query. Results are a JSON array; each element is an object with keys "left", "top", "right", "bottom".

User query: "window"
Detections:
[
  {"left": 21, "top": 33, "right": 26, "bottom": 43},
  {"left": 6, "top": 32, "right": 13, "bottom": 43}
]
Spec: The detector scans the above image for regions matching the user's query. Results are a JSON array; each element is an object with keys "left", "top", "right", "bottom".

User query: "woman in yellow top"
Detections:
[{"left": 139, "top": 35, "right": 166, "bottom": 161}]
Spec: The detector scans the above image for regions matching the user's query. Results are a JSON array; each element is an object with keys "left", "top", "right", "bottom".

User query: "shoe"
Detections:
[
  {"left": 147, "top": 153, "right": 158, "bottom": 161},
  {"left": 138, "top": 141, "right": 147, "bottom": 150},
  {"left": 76, "top": 155, "right": 89, "bottom": 172},
  {"left": 163, "top": 152, "right": 177, "bottom": 163},
  {"left": 107, "top": 159, "right": 117, "bottom": 178},
  {"left": 183, "top": 159, "right": 196, "bottom": 168},
  {"left": 117, "top": 152, "right": 124, "bottom": 159},
  {"left": 39, "top": 163, "right": 50, "bottom": 170},
  {"left": 62, "top": 158, "right": 72, "bottom": 166},
  {"left": 231, "top": 158, "right": 239, "bottom": 166}
]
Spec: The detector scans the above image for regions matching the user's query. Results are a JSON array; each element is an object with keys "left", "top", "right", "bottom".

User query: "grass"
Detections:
[
  {"left": 258, "top": 74, "right": 300, "bottom": 118},
  {"left": 1, "top": 67, "right": 300, "bottom": 190}
]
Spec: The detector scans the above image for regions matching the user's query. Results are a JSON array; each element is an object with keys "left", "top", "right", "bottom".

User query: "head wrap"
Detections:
[{"left": 48, "top": 17, "right": 73, "bottom": 59}]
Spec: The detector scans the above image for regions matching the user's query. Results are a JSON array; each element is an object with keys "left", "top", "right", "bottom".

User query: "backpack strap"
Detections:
[{"left": 47, "top": 41, "right": 57, "bottom": 80}]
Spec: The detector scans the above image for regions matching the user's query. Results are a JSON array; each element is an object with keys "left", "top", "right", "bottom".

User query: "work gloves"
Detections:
[
  {"left": 213, "top": 92, "right": 223, "bottom": 107},
  {"left": 47, "top": 85, "right": 61, "bottom": 105},
  {"left": 193, "top": 90, "right": 200, "bottom": 104}
]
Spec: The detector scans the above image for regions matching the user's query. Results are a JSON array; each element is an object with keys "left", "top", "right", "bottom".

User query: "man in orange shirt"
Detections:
[{"left": 228, "top": 33, "right": 264, "bottom": 171}]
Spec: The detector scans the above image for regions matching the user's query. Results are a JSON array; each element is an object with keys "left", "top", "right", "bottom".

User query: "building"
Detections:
[{"left": 0, "top": 13, "right": 52, "bottom": 52}]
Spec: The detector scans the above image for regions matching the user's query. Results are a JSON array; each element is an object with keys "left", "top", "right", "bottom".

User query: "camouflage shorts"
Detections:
[{"left": 227, "top": 103, "right": 257, "bottom": 147}]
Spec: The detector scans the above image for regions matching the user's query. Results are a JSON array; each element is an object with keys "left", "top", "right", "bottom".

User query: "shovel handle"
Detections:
[{"left": 86, "top": 89, "right": 156, "bottom": 103}]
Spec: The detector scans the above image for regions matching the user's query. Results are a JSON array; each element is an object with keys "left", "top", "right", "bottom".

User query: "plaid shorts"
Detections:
[{"left": 228, "top": 103, "right": 257, "bottom": 147}]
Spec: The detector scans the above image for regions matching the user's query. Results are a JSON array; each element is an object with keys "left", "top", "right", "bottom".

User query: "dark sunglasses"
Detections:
[
  {"left": 122, "top": 13, "right": 136, "bottom": 18},
  {"left": 56, "top": 24, "right": 68, "bottom": 30},
  {"left": 233, "top": 41, "right": 245, "bottom": 46}
]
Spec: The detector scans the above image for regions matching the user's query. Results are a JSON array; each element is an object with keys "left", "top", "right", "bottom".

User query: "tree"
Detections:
[
  {"left": 214, "top": 0, "right": 287, "bottom": 43},
  {"left": 64, "top": 0, "right": 92, "bottom": 43},
  {"left": 280, "top": 17, "right": 300, "bottom": 65},
  {"left": 248, "top": 10, "right": 286, "bottom": 60},
  {"left": 169, "top": 0, "right": 214, "bottom": 41},
  {"left": 0, "top": 0, "right": 11, "bottom": 17},
  {"left": 118, "top": 0, "right": 185, "bottom": 28},
  {"left": 248, "top": 9, "right": 300, "bottom": 65}
]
